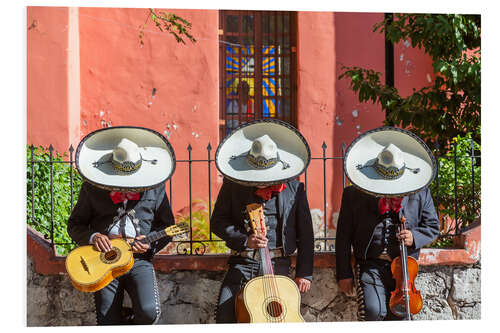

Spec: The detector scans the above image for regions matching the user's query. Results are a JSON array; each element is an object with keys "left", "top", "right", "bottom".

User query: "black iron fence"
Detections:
[{"left": 27, "top": 138, "right": 480, "bottom": 256}]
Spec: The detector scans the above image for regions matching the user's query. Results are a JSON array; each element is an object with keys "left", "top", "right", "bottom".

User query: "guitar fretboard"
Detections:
[
  {"left": 143, "top": 230, "right": 167, "bottom": 244},
  {"left": 258, "top": 247, "right": 274, "bottom": 276}
]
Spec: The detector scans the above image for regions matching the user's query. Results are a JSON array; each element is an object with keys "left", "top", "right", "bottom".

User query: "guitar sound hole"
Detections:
[
  {"left": 100, "top": 247, "right": 122, "bottom": 264},
  {"left": 266, "top": 301, "right": 283, "bottom": 318},
  {"left": 104, "top": 250, "right": 117, "bottom": 261}
]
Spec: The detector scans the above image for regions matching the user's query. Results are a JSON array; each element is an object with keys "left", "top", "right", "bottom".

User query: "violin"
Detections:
[{"left": 389, "top": 215, "right": 423, "bottom": 320}]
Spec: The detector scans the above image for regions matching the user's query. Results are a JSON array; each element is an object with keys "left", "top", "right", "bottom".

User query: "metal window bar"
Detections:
[
  {"left": 49, "top": 145, "right": 54, "bottom": 249},
  {"left": 27, "top": 139, "right": 480, "bottom": 256},
  {"left": 219, "top": 11, "right": 297, "bottom": 138},
  {"left": 454, "top": 142, "right": 459, "bottom": 236}
]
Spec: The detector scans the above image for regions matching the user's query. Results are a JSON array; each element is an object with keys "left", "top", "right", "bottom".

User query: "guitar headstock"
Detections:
[
  {"left": 246, "top": 203, "right": 266, "bottom": 236},
  {"left": 164, "top": 222, "right": 190, "bottom": 237}
]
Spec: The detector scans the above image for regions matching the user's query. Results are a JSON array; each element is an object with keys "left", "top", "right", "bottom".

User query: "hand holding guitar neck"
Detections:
[
  {"left": 247, "top": 234, "right": 268, "bottom": 249},
  {"left": 131, "top": 235, "right": 150, "bottom": 253}
]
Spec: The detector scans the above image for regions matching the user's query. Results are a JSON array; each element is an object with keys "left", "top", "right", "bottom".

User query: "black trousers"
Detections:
[
  {"left": 355, "top": 259, "right": 403, "bottom": 321},
  {"left": 215, "top": 256, "right": 291, "bottom": 323},
  {"left": 93, "top": 258, "right": 161, "bottom": 325}
]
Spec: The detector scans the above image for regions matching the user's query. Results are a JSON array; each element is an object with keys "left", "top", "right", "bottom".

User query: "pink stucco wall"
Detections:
[
  {"left": 394, "top": 38, "right": 435, "bottom": 97},
  {"left": 27, "top": 7, "right": 73, "bottom": 153},
  {"left": 78, "top": 8, "right": 220, "bottom": 212},
  {"left": 27, "top": 7, "right": 435, "bottom": 216},
  {"left": 331, "top": 12, "right": 387, "bottom": 219},
  {"left": 296, "top": 11, "right": 337, "bottom": 220},
  {"left": 295, "top": 12, "right": 387, "bottom": 228}
]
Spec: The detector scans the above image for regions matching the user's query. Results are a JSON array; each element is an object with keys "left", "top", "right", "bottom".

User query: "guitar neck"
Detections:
[
  {"left": 143, "top": 230, "right": 167, "bottom": 244},
  {"left": 137, "top": 223, "right": 188, "bottom": 244},
  {"left": 258, "top": 247, "right": 274, "bottom": 276}
]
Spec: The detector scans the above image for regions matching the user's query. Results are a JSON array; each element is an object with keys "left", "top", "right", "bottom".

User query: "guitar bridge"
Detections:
[{"left": 80, "top": 256, "right": 90, "bottom": 274}]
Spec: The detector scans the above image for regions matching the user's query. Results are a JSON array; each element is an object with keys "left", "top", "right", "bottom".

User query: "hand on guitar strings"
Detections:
[
  {"left": 131, "top": 235, "right": 150, "bottom": 253},
  {"left": 397, "top": 229, "right": 414, "bottom": 247},
  {"left": 92, "top": 233, "right": 112, "bottom": 253},
  {"left": 294, "top": 277, "right": 311, "bottom": 293},
  {"left": 246, "top": 234, "right": 268, "bottom": 249}
]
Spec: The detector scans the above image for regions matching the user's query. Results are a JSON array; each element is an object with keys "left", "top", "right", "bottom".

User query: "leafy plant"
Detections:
[
  {"left": 339, "top": 14, "right": 481, "bottom": 151},
  {"left": 139, "top": 9, "right": 197, "bottom": 47},
  {"left": 27, "top": 145, "right": 82, "bottom": 256},
  {"left": 428, "top": 133, "right": 480, "bottom": 247},
  {"left": 163, "top": 200, "right": 230, "bottom": 255}
]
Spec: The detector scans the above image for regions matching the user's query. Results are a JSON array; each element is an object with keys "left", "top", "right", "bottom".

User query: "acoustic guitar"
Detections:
[
  {"left": 65, "top": 222, "right": 189, "bottom": 293},
  {"left": 235, "top": 203, "right": 304, "bottom": 323}
]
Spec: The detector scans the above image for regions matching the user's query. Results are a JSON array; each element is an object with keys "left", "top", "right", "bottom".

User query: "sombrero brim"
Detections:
[
  {"left": 76, "top": 126, "right": 176, "bottom": 192},
  {"left": 215, "top": 119, "right": 311, "bottom": 186},
  {"left": 344, "top": 127, "right": 436, "bottom": 197}
]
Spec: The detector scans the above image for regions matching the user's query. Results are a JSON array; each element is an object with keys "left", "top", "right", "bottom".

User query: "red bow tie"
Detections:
[
  {"left": 378, "top": 197, "right": 403, "bottom": 215},
  {"left": 254, "top": 184, "right": 287, "bottom": 201},
  {"left": 110, "top": 191, "right": 140, "bottom": 204}
]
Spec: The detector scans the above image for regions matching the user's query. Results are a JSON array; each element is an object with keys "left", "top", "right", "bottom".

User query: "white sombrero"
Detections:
[
  {"left": 344, "top": 127, "right": 436, "bottom": 197},
  {"left": 76, "top": 126, "right": 176, "bottom": 192},
  {"left": 215, "top": 119, "right": 311, "bottom": 186}
]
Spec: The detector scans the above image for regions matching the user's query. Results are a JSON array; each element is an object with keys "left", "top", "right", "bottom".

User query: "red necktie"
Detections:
[
  {"left": 254, "top": 184, "right": 287, "bottom": 201},
  {"left": 378, "top": 197, "right": 403, "bottom": 215},
  {"left": 110, "top": 191, "right": 140, "bottom": 204}
]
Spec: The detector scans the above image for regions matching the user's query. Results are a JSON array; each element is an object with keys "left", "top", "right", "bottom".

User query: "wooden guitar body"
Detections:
[
  {"left": 235, "top": 274, "right": 304, "bottom": 323},
  {"left": 66, "top": 222, "right": 189, "bottom": 293},
  {"left": 65, "top": 238, "right": 134, "bottom": 293}
]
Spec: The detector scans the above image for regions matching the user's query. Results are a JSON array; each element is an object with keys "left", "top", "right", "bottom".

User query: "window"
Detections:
[{"left": 219, "top": 10, "right": 297, "bottom": 138}]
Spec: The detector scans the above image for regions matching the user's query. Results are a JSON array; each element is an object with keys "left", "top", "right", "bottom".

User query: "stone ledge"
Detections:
[
  {"left": 419, "top": 222, "right": 481, "bottom": 266},
  {"left": 27, "top": 223, "right": 481, "bottom": 275}
]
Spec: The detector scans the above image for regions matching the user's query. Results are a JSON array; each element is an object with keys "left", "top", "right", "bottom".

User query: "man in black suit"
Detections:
[
  {"left": 211, "top": 119, "right": 314, "bottom": 323},
  {"left": 68, "top": 181, "right": 174, "bottom": 325},
  {"left": 67, "top": 127, "right": 176, "bottom": 325},
  {"left": 335, "top": 127, "right": 440, "bottom": 321},
  {"left": 211, "top": 178, "right": 314, "bottom": 322},
  {"left": 336, "top": 186, "right": 440, "bottom": 320}
]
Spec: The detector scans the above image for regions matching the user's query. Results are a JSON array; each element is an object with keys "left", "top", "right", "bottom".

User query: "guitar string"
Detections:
[
  {"left": 258, "top": 214, "right": 277, "bottom": 323},
  {"left": 253, "top": 206, "right": 283, "bottom": 323},
  {"left": 265, "top": 247, "right": 281, "bottom": 322},
  {"left": 259, "top": 218, "right": 274, "bottom": 322},
  {"left": 260, "top": 214, "right": 282, "bottom": 323},
  {"left": 262, "top": 208, "right": 284, "bottom": 322},
  {"left": 263, "top": 250, "right": 275, "bottom": 322}
]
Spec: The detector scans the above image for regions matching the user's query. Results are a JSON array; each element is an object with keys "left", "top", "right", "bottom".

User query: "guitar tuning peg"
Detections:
[{"left": 243, "top": 219, "right": 251, "bottom": 232}]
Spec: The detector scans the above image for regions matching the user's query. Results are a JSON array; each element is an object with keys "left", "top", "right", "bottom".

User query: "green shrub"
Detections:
[
  {"left": 163, "top": 199, "right": 230, "bottom": 255},
  {"left": 27, "top": 145, "right": 82, "bottom": 255},
  {"left": 428, "top": 133, "right": 481, "bottom": 247}
]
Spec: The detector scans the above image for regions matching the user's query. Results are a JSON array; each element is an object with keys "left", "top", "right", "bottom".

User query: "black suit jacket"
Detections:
[
  {"left": 67, "top": 181, "right": 175, "bottom": 259},
  {"left": 210, "top": 178, "right": 314, "bottom": 280},
  {"left": 335, "top": 185, "right": 440, "bottom": 281}
]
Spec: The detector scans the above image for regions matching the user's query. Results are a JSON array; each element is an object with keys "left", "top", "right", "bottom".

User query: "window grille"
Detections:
[{"left": 219, "top": 10, "right": 297, "bottom": 138}]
